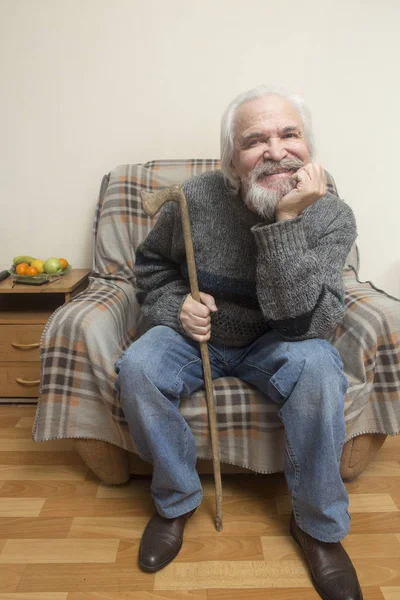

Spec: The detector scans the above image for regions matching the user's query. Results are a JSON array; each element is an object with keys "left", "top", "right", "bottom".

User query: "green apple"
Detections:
[{"left": 44, "top": 257, "right": 63, "bottom": 274}]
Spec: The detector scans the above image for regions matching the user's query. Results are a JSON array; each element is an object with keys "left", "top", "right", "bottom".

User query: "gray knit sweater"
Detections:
[{"left": 135, "top": 170, "right": 357, "bottom": 346}]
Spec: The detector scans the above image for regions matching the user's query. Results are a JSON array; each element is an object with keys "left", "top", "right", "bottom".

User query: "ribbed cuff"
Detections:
[
  {"left": 251, "top": 216, "right": 308, "bottom": 256},
  {"left": 155, "top": 291, "right": 191, "bottom": 334},
  {"left": 177, "top": 292, "right": 192, "bottom": 335}
]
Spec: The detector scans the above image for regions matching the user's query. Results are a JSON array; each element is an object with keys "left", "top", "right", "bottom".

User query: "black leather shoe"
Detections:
[
  {"left": 139, "top": 508, "right": 196, "bottom": 572},
  {"left": 290, "top": 514, "right": 363, "bottom": 600}
]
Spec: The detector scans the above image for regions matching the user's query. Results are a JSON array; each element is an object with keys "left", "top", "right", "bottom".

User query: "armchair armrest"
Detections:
[
  {"left": 328, "top": 269, "right": 400, "bottom": 386},
  {"left": 325, "top": 268, "right": 400, "bottom": 443},
  {"left": 33, "top": 276, "right": 144, "bottom": 448}
]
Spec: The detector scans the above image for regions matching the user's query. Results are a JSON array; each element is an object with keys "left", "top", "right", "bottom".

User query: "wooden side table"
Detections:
[{"left": 0, "top": 269, "right": 91, "bottom": 403}]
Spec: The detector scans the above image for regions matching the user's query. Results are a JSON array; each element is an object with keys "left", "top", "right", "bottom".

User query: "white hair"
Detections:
[{"left": 220, "top": 85, "right": 315, "bottom": 193}]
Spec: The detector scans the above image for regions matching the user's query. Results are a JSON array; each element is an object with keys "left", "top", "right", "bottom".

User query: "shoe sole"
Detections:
[{"left": 290, "top": 518, "right": 363, "bottom": 600}]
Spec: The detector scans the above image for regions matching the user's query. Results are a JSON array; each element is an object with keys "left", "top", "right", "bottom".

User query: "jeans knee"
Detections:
[
  {"left": 115, "top": 328, "right": 186, "bottom": 401},
  {"left": 117, "top": 345, "right": 166, "bottom": 390},
  {"left": 301, "top": 339, "right": 344, "bottom": 375}
]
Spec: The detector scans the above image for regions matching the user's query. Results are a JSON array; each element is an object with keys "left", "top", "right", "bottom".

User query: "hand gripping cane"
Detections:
[{"left": 140, "top": 184, "right": 223, "bottom": 532}]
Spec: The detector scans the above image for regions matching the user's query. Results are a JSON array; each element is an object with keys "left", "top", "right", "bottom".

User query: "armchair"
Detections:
[{"left": 33, "top": 159, "right": 400, "bottom": 484}]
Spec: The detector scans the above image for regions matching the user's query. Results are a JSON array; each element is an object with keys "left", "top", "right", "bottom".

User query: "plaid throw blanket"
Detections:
[{"left": 33, "top": 160, "right": 400, "bottom": 473}]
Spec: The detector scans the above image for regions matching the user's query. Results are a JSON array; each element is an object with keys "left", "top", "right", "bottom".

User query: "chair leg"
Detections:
[
  {"left": 75, "top": 438, "right": 130, "bottom": 484},
  {"left": 340, "top": 433, "right": 387, "bottom": 481}
]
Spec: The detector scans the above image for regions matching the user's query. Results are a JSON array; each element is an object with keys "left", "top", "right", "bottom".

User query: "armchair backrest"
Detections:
[{"left": 92, "top": 159, "right": 358, "bottom": 282}]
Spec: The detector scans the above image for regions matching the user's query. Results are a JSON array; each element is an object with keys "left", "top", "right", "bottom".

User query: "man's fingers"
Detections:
[
  {"left": 188, "top": 323, "right": 211, "bottom": 334},
  {"left": 181, "top": 312, "right": 210, "bottom": 328},
  {"left": 297, "top": 167, "right": 312, "bottom": 181},
  {"left": 303, "top": 163, "right": 325, "bottom": 183},
  {"left": 294, "top": 164, "right": 326, "bottom": 197},
  {"left": 192, "top": 333, "right": 211, "bottom": 342},
  {"left": 183, "top": 313, "right": 210, "bottom": 326},
  {"left": 199, "top": 292, "right": 218, "bottom": 312},
  {"left": 180, "top": 292, "right": 216, "bottom": 343},
  {"left": 183, "top": 296, "right": 211, "bottom": 317},
  {"left": 182, "top": 324, "right": 211, "bottom": 342}
]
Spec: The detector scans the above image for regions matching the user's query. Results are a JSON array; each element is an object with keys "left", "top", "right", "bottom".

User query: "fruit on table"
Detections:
[
  {"left": 59, "top": 258, "right": 68, "bottom": 270},
  {"left": 13, "top": 255, "right": 37, "bottom": 266},
  {"left": 15, "top": 262, "right": 29, "bottom": 275},
  {"left": 30, "top": 259, "right": 45, "bottom": 273},
  {"left": 44, "top": 257, "right": 63, "bottom": 274},
  {"left": 26, "top": 266, "right": 39, "bottom": 277}
]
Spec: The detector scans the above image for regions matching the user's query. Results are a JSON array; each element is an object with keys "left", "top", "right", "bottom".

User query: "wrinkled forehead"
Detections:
[{"left": 233, "top": 95, "right": 304, "bottom": 141}]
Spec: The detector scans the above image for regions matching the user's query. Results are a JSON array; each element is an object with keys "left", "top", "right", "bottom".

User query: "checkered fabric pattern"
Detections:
[{"left": 33, "top": 160, "right": 400, "bottom": 473}]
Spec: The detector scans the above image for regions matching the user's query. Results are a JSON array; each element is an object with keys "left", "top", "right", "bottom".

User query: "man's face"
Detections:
[{"left": 231, "top": 95, "right": 311, "bottom": 218}]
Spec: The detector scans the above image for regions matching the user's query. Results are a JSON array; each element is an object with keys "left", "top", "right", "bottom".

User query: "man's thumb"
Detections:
[{"left": 199, "top": 292, "right": 218, "bottom": 312}]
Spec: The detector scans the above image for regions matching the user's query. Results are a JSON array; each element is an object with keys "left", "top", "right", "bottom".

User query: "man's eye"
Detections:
[
  {"left": 247, "top": 139, "right": 260, "bottom": 147},
  {"left": 283, "top": 133, "right": 298, "bottom": 139}
]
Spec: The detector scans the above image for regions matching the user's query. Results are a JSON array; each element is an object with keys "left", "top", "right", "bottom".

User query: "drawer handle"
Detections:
[
  {"left": 15, "top": 378, "right": 40, "bottom": 386},
  {"left": 11, "top": 342, "right": 40, "bottom": 350}
]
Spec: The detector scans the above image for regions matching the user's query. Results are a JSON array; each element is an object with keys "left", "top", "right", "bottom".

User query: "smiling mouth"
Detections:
[{"left": 258, "top": 170, "right": 294, "bottom": 180}]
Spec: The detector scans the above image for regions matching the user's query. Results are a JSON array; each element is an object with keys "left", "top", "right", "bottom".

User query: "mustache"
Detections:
[{"left": 249, "top": 158, "right": 305, "bottom": 181}]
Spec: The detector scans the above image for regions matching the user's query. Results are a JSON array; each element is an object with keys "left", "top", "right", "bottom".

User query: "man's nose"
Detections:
[{"left": 264, "top": 139, "right": 288, "bottom": 162}]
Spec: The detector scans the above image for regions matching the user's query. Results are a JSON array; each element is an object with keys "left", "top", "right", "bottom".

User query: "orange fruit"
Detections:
[
  {"left": 16, "top": 263, "right": 29, "bottom": 275},
  {"left": 26, "top": 266, "right": 39, "bottom": 277},
  {"left": 59, "top": 258, "right": 68, "bottom": 270}
]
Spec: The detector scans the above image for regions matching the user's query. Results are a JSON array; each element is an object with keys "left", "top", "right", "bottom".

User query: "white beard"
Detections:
[
  {"left": 241, "top": 157, "right": 304, "bottom": 220},
  {"left": 244, "top": 177, "right": 297, "bottom": 220}
]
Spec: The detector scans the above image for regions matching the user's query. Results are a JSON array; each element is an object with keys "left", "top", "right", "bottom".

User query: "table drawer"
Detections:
[
  {"left": 0, "top": 361, "right": 41, "bottom": 397},
  {"left": 0, "top": 325, "right": 43, "bottom": 361}
]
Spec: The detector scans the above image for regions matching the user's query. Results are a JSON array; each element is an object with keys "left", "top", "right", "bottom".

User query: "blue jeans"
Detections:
[{"left": 115, "top": 325, "right": 350, "bottom": 542}]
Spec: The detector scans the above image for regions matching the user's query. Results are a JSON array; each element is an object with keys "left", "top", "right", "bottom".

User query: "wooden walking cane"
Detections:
[{"left": 140, "top": 184, "right": 223, "bottom": 532}]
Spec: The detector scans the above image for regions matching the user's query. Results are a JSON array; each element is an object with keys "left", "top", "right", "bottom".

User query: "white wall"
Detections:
[{"left": 1, "top": 0, "right": 399, "bottom": 296}]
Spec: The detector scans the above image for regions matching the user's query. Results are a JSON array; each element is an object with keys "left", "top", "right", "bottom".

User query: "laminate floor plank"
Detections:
[
  {"left": 353, "top": 558, "right": 400, "bottom": 586},
  {"left": 0, "top": 420, "right": 21, "bottom": 429},
  {"left": 0, "top": 517, "right": 73, "bottom": 538},
  {"left": 0, "top": 439, "right": 76, "bottom": 451},
  {"left": 206, "top": 588, "right": 385, "bottom": 600},
  {"left": 381, "top": 587, "right": 400, "bottom": 600},
  {"left": 0, "top": 428, "right": 35, "bottom": 440},
  {"left": 342, "top": 534, "right": 400, "bottom": 558},
  {"left": 0, "top": 565, "right": 26, "bottom": 593},
  {"left": 361, "top": 461, "right": 400, "bottom": 477},
  {"left": 345, "top": 513, "right": 400, "bottom": 534},
  {"left": 66, "top": 592, "right": 207, "bottom": 599},
  {"left": 96, "top": 480, "right": 151, "bottom": 499},
  {"left": 345, "top": 476, "right": 400, "bottom": 495},
  {"left": 0, "top": 465, "right": 88, "bottom": 481},
  {"left": 14, "top": 417, "right": 35, "bottom": 428},
  {"left": 154, "top": 560, "right": 311, "bottom": 590},
  {"left": 0, "top": 539, "right": 120, "bottom": 564},
  {"left": 115, "top": 537, "right": 264, "bottom": 565},
  {"left": 0, "top": 497, "right": 45, "bottom": 517},
  {"left": 0, "top": 480, "right": 98, "bottom": 499},
  {"left": 0, "top": 451, "right": 85, "bottom": 466},
  {"left": 68, "top": 517, "right": 150, "bottom": 540},
  {"left": 276, "top": 493, "right": 399, "bottom": 514},
  {"left": 39, "top": 498, "right": 155, "bottom": 518},
  {"left": 17, "top": 564, "right": 155, "bottom": 593},
  {"left": 0, "top": 593, "right": 68, "bottom": 599},
  {"left": 0, "top": 407, "right": 37, "bottom": 418},
  {"left": 186, "top": 512, "right": 290, "bottom": 537}
]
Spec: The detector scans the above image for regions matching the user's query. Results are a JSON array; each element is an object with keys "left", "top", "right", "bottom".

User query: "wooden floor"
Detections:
[{"left": 0, "top": 405, "right": 400, "bottom": 599}]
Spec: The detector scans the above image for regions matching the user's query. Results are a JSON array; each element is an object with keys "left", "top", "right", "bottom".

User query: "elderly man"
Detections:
[{"left": 115, "top": 86, "right": 362, "bottom": 600}]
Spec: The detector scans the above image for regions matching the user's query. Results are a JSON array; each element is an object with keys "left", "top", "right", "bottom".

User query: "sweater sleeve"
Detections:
[
  {"left": 251, "top": 196, "right": 357, "bottom": 340},
  {"left": 134, "top": 201, "right": 190, "bottom": 332}
]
